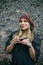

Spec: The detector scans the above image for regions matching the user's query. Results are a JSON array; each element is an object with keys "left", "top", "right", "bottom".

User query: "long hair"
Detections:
[{"left": 13, "top": 27, "right": 34, "bottom": 42}]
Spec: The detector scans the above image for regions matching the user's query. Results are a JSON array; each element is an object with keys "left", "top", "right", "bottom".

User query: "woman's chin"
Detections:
[{"left": 21, "top": 28, "right": 27, "bottom": 30}]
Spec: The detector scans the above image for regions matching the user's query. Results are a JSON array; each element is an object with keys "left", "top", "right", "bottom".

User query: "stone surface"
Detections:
[{"left": 0, "top": 0, "right": 43, "bottom": 65}]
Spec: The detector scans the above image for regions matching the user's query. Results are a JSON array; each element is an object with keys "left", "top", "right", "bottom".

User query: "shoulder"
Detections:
[
  {"left": 5, "top": 29, "right": 19, "bottom": 47},
  {"left": 8, "top": 29, "right": 19, "bottom": 38},
  {"left": 32, "top": 33, "right": 41, "bottom": 46}
]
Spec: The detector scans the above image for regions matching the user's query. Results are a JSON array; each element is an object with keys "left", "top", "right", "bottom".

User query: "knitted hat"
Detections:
[{"left": 19, "top": 13, "right": 34, "bottom": 31}]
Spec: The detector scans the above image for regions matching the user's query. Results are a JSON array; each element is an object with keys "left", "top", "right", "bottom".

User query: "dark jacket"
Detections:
[{"left": 5, "top": 30, "right": 41, "bottom": 65}]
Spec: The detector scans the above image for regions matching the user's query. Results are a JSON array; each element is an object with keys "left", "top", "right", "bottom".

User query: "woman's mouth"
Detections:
[{"left": 21, "top": 26, "right": 25, "bottom": 27}]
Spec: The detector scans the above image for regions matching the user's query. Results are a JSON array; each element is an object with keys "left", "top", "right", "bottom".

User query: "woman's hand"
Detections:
[
  {"left": 10, "top": 36, "right": 20, "bottom": 44},
  {"left": 21, "top": 39, "right": 36, "bottom": 61},
  {"left": 5, "top": 36, "right": 20, "bottom": 54},
  {"left": 21, "top": 39, "right": 32, "bottom": 46}
]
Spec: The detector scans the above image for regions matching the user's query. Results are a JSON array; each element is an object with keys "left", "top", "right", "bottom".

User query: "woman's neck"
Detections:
[{"left": 22, "top": 29, "right": 31, "bottom": 35}]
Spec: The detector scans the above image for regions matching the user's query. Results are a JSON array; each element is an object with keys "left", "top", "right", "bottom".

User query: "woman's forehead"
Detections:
[{"left": 21, "top": 18, "right": 27, "bottom": 21}]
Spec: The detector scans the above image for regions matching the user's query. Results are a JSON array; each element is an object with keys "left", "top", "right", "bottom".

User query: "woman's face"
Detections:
[{"left": 19, "top": 18, "right": 30, "bottom": 30}]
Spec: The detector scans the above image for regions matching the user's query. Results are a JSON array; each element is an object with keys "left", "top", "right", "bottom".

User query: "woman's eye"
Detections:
[{"left": 24, "top": 20, "right": 27, "bottom": 22}]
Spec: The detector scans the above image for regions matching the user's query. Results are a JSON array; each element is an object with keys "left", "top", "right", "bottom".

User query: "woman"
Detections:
[{"left": 5, "top": 13, "right": 41, "bottom": 65}]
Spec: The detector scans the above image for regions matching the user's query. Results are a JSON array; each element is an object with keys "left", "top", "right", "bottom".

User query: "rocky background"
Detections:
[{"left": 0, "top": 0, "right": 43, "bottom": 65}]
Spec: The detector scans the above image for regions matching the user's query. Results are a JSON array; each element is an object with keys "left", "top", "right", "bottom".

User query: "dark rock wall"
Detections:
[{"left": 0, "top": 0, "right": 43, "bottom": 65}]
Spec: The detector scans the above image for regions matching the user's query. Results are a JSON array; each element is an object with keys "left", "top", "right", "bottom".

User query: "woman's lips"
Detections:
[
  {"left": 21, "top": 26, "right": 24, "bottom": 27},
  {"left": 21, "top": 24, "right": 25, "bottom": 27}
]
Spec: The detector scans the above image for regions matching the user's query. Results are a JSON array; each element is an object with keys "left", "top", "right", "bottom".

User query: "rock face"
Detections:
[{"left": 0, "top": 0, "right": 43, "bottom": 65}]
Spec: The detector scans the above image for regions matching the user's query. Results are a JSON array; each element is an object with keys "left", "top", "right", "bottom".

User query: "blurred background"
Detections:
[{"left": 0, "top": 0, "right": 43, "bottom": 65}]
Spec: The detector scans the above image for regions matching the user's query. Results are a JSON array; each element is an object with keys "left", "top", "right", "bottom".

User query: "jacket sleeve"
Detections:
[
  {"left": 5, "top": 30, "right": 19, "bottom": 54},
  {"left": 32, "top": 34, "right": 41, "bottom": 62},
  {"left": 5, "top": 32, "right": 13, "bottom": 54}
]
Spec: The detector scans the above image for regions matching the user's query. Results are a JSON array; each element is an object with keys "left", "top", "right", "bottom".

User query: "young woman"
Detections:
[{"left": 5, "top": 13, "right": 41, "bottom": 65}]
